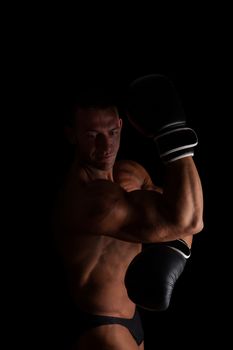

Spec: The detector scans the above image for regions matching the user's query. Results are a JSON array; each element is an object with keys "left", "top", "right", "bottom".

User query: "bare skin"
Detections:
[{"left": 53, "top": 107, "right": 203, "bottom": 349}]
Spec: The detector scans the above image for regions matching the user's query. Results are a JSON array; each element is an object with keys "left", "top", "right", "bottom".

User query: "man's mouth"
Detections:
[{"left": 97, "top": 154, "right": 114, "bottom": 160}]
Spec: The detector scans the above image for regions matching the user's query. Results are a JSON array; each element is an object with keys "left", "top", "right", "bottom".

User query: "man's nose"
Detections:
[{"left": 96, "top": 135, "right": 112, "bottom": 152}]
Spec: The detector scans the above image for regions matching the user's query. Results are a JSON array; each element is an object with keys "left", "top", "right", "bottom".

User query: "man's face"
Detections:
[{"left": 73, "top": 107, "right": 122, "bottom": 170}]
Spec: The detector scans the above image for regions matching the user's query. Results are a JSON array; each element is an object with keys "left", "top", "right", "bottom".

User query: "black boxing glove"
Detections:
[
  {"left": 124, "top": 239, "right": 191, "bottom": 311},
  {"left": 126, "top": 74, "right": 198, "bottom": 163}
]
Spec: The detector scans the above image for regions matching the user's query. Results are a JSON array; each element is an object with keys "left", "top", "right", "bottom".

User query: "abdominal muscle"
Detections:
[{"left": 62, "top": 233, "right": 142, "bottom": 318}]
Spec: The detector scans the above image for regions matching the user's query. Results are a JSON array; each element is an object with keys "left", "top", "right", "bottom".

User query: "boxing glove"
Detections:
[
  {"left": 124, "top": 239, "right": 191, "bottom": 311},
  {"left": 126, "top": 74, "right": 198, "bottom": 163}
]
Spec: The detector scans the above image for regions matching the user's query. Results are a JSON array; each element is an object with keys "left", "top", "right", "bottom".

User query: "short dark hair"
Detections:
[{"left": 63, "top": 83, "right": 124, "bottom": 127}]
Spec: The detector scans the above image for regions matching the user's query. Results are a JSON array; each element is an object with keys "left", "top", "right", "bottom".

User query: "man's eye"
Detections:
[
  {"left": 111, "top": 130, "right": 119, "bottom": 136},
  {"left": 86, "top": 133, "right": 96, "bottom": 138}
]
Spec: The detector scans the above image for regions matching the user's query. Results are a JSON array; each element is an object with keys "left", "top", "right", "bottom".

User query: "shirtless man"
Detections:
[{"left": 52, "top": 76, "right": 204, "bottom": 349}]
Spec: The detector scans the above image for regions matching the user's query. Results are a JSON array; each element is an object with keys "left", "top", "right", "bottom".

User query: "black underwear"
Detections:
[{"left": 72, "top": 308, "right": 144, "bottom": 346}]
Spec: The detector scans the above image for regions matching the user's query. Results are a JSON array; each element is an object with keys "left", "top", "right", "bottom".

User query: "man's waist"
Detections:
[{"left": 71, "top": 288, "right": 136, "bottom": 318}]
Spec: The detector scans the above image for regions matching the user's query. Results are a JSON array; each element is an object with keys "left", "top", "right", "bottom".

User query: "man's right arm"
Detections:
[{"left": 77, "top": 156, "right": 203, "bottom": 243}]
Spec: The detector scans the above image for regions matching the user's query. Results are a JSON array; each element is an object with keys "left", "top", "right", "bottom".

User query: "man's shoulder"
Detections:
[
  {"left": 114, "top": 160, "right": 151, "bottom": 190},
  {"left": 114, "top": 160, "right": 161, "bottom": 192},
  {"left": 114, "top": 159, "right": 147, "bottom": 174}
]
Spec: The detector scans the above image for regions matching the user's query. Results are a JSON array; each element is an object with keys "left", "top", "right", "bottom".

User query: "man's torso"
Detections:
[{"left": 52, "top": 160, "right": 151, "bottom": 317}]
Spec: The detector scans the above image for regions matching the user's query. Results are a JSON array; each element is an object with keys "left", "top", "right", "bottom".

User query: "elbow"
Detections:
[
  {"left": 191, "top": 217, "right": 204, "bottom": 235},
  {"left": 189, "top": 206, "right": 204, "bottom": 234},
  {"left": 182, "top": 214, "right": 204, "bottom": 236},
  {"left": 168, "top": 207, "right": 204, "bottom": 238}
]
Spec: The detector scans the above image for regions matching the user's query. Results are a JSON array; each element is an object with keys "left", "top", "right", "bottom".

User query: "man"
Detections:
[{"left": 52, "top": 76, "right": 204, "bottom": 349}]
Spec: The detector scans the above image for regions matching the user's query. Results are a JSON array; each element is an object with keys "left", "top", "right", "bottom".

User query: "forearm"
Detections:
[{"left": 162, "top": 157, "right": 204, "bottom": 234}]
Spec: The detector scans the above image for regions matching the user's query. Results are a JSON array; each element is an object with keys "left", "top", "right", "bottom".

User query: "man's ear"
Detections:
[
  {"left": 64, "top": 126, "right": 76, "bottom": 144},
  {"left": 119, "top": 118, "right": 123, "bottom": 129}
]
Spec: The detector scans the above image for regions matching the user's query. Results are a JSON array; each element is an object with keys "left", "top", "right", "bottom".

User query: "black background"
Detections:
[{"left": 14, "top": 28, "right": 231, "bottom": 349}]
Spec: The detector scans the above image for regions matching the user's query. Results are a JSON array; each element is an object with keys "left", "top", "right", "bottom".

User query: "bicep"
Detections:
[
  {"left": 75, "top": 179, "right": 185, "bottom": 244},
  {"left": 79, "top": 182, "right": 169, "bottom": 243}
]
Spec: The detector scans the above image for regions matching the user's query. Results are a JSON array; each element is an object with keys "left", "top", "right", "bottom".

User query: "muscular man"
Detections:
[{"left": 52, "top": 77, "right": 204, "bottom": 349}]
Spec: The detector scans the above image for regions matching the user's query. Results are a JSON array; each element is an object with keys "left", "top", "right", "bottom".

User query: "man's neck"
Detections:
[
  {"left": 71, "top": 158, "right": 114, "bottom": 182},
  {"left": 82, "top": 165, "right": 114, "bottom": 182}
]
